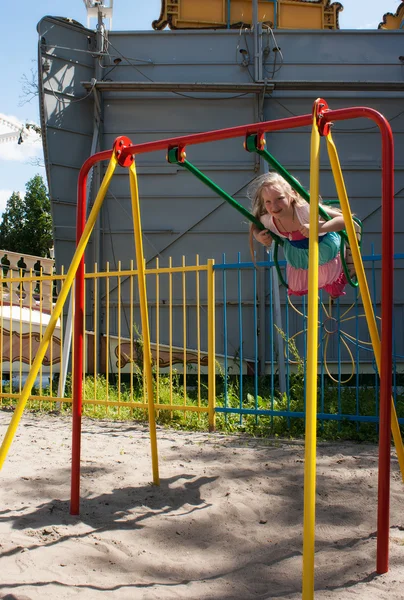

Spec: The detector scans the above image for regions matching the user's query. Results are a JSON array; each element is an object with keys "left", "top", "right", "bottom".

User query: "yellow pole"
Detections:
[
  {"left": 0, "top": 155, "right": 118, "bottom": 469},
  {"left": 128, "top": 162, "right": 160, "bottom": 485},
  {"left": 302, "top": 110, "right": 321, "bottom": 600},
  {"left": 326, "top": 133, "right": 404, "bottom": 482},
  {"left": 207, "top": 258, "right": 216, "bottom": 431}
]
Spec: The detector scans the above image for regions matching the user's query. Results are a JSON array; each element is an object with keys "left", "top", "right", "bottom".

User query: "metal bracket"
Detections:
[
  {"left": 113, "top": 136, "right": 134, "bottom": 167},
  {"left": 314, "top": 97, "right": 332, "bottom": 137}
]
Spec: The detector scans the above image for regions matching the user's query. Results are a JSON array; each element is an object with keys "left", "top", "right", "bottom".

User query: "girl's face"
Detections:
[{"left": 261, "top": 185, "right": 290, "bottom": 217}]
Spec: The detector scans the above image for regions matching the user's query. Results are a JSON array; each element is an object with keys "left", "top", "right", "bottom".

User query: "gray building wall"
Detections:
[{"left": 37, "top": 17, "right": 404, "bottom": 365}]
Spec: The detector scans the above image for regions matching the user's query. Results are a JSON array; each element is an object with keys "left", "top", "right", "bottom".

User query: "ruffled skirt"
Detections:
[{"left": 284, "top": 232, "right": 347, "bottom": 298}]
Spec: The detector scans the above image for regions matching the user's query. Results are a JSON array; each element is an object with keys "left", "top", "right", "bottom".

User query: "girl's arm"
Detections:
[
  {"left": 252, "top": 225, "right": 273, "bottom": 247},
  {"left": 299, "top": 205, "right": 345, "bottom": 237},
  {"left": 319, "top": 206, "right": 345, "bottom": 233}
]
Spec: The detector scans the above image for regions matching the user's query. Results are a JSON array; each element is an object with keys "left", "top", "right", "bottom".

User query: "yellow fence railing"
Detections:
[{"left": 0, "top": 258, "right": 216, "bottom": 426}]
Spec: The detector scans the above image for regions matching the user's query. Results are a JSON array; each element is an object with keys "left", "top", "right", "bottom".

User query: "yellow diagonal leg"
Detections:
[
  {"left": 129, "top": 162, "right": 159, "bottom": 485},
  {"left": 0, "top": 154, "right": 118, "bottom": 469},
  {"left": 326, "top": 134, "right": 404, "bottom": 482}
]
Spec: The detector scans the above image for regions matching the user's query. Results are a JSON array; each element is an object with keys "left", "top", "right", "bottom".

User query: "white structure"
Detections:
[
  {"left": 0, "top": 117, "right": 27, "bottom": 146},
  {"left": 82, "top": 0, "right": 113, "bottom": 29},
  {"left": 0, "top": 250, "right": 60, "bottom": 378}
]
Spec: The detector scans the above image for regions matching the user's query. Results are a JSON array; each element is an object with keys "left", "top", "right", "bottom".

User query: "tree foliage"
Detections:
[{"left": 0, "top": 175, "right": 53, "bottom": 257}]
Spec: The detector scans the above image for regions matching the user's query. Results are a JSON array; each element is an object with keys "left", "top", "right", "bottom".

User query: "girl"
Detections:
[{"left": 248, "top": 172, "right": 347, "bottom": 298}]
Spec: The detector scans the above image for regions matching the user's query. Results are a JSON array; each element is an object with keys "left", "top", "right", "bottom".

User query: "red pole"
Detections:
[
  {"left": 121, "top": 113, "right": 313, "bottom": 159},
  {"left": 323, "top": 108, "right": 394, "bottom": 573},
  {"left": 377, "top": 117, "right": 394, "bottom": 574},
  {"left": 70, "top": 150, "right": 112, "bottom": 515}
]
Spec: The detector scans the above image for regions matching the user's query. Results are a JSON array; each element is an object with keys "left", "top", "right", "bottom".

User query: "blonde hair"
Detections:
[{"left": 247, "top": 172, "right": 306, "bottom": 259}]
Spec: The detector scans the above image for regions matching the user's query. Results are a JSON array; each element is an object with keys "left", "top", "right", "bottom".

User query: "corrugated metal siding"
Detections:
[{"left": 37, "top": 18, "right": 404, "bottom": 361}]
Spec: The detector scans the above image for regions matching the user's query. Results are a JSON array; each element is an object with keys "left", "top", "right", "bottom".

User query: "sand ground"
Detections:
[{"left": 0, "top": 410, "right": 403, "bottom": 600}]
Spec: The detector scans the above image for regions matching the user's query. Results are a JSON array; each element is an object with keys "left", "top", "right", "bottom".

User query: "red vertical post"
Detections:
[
  {"left": 70, "top": 150, "right": 111, "bottom": 515},
  {"left": 70, "top": 171, "right": 87, "bottom": 516},
  {"left": 323, "top": 108, "right": 394, "bottom": 573},
  {"left": 377, "top": 119, "right": 394, "bottom": 573}
]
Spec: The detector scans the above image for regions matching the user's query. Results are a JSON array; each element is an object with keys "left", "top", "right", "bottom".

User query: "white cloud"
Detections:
[
  {"left": 357, "top": 22, "right": 379, "bottom": 30},
  {"left": 0, "top": 189, "right": 24, "bottom": 215},
  {"left": 0, "top": 112, "right": 42, "bottom": 163}
]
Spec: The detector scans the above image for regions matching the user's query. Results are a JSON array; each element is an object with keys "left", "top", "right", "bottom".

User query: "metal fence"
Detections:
[
  {"left": 0, "top": 254, "right": 403, "bottom": 432},
  {"left": 214, "top": 251, "right": 404, "bottom": 432}
]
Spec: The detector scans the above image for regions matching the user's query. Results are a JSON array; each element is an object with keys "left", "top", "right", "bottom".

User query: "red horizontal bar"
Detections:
[
  {"left": 121, "top": 113, "right": 313, "bottom": 158},
  {"left": 120, "top": 106, "right": 391, "bottom": 159}
]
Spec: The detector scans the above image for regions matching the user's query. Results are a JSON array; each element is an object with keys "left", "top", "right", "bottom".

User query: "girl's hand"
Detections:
[
  {"left": 254, "top": 229, "right": 273, "bottom": 247},
  {"left": 299, "top": 223, "right": 310, "bottom": 238}
]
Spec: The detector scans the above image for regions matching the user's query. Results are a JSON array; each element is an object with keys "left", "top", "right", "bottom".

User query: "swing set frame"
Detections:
[{"left": 0, "top": 98, "right": 401, "bottom": 600}]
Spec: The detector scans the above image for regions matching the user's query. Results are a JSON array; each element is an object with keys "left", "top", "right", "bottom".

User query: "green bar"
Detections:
[
  {"left": 167, "top": 148, "right": 284, "bottom": 245},
  {"left": 167, "top": 147, "right": 288, "bottom": 287}
]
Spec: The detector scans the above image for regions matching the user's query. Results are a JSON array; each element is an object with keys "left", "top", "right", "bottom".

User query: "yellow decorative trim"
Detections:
[
  {"left": 152, "top": 0, "right": 343, "bottom": 31},
  {"left": 378, "top": 2, "right": 404, "bottom": 29}
]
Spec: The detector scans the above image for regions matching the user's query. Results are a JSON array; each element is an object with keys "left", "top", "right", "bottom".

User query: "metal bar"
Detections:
[
  {"left": 71, "top": 157, "right": 117, "bottom": 515},
  {"left": 322, "top": 117, "right": 396, "bottom": 573},
  {"left": 0, "top": 154, "right": 117, "bottom": 474},
  {"left": 207, "top": 259, "right": 216, "bottom": 431},
  {"left": 128, "top": 162, "right": 160, "bottom": 486},
  {"left": 183, "top": 256, "right": 187, "bottom": 406},
  {"left": 337, "top": 299, "right": 341, "bottom": 431},
  {"left": 82, "top": 81, "right": 404, "bottom": 93},
  {"left": 169, "top": 257, "right": 173, "bottom": 409},
  {"left": 214, "top": 407, "right": 404, "bottom": 423},
  {"left": 222, "top": 253, "right": 228, "bottom": 414},
  {"left": 269, "top": 256, "right": 274, "bottom": 427},
  {"left": 167, "top": 151, "right": 283, "bottom": 242},
  {"left": 253, "top": 262, "right": 258, "bottom": 417},
  {"left": 155, "top": 257, "right": 159, "bottom": 405},
  {"left": 82, "top": 81, "right": 275, "bottom": 92},
  {"left": 196, "top": 255, "right": 201, "bottom": 409},
  {"left": 117, "top": 261, "right": 121, "bottom": 411},
  {"left": 302, "top": 107, "right": 321, "bottom": 600},
  {"left": 105, "top": 262, "right": 110, "bottom": 412},
  {"left": 253, "top": 0, "right": 259, "bottom": 81},
  {"left": 123, "top": 114, "right": 313, "bottom": 158},
  {"left": 272, "top": 263, "right": 286, "bottom": 394},
  {"left": 238, "top": 252, "right": 243, "bottom": 425},
  {"left": 355, "top": 288, "right": 359, "bottom": 431}
]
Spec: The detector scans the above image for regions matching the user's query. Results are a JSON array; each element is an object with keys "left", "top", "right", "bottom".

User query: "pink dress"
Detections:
[{"left": 260, "top": 204, "right": 347, "bottom": 298}]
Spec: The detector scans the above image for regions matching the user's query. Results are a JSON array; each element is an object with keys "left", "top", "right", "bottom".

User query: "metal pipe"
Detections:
[
  {"left": 253, "top": 0, "right": 259, "bottom": 81},
  {"left": 81, "top": 80, "right": 404, "bottom": 92},
  {"left": 322, "top": 106, "right": 394, "bottom": 575}
]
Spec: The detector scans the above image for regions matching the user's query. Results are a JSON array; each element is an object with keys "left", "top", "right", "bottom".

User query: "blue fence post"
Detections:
[
  {"left": 285, "top": 282, "right": 290, "bottom": 421},
  {"left": 222, "top": 253, "right": 228, "bottom": 421},
  {"left": 253, "top": 257, "right": 259, "bottom": 422},
  {"left": 337, "top": 298, "right": 342, "bottom": 431},
  {"left": 370, "top": 244, "right": 379, "bottom": 433},
  {"left": 268, "top": 257, "right": 274, "bottom": 428},
  {"left": 237, "top": 252, "right": 243, "bottom": 425},
  {"left": 319, "top": 290, "right": 324, "bottom": 431},
  {"left": 355, "top": 286, "right": 360, "bottom": 431}
]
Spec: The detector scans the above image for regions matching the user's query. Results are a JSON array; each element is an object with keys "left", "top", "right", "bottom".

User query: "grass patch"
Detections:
[{"left": 1, "top": 369, "right": 403, "bottom": 444}]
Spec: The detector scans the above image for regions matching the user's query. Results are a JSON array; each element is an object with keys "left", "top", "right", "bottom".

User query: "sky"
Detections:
[{"left": 0, "top": 0, "right": 401, "bottom": 215}]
